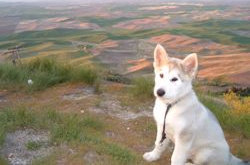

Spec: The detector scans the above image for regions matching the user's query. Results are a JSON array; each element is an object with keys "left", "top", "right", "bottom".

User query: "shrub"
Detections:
[
  {"left": 226, "top": 87, "right": 250, "bottom": 97},
  {"left": 224, "top": 91, "right": 250, "bottom": 115},
  {"left": 199, "top": 93, "right": 250, "bottom": 137},
  {"left": 0, "top": 63, "right": 28, "bottom": 84},
  {"left": 71, "top": 67, "right": 97, "bottom": 85},
  {"left": 0, "top": 57, "right": 98, "bottom": 91},
  {"left": 130, "top": 77, "right": 154, "bottom": 100}
]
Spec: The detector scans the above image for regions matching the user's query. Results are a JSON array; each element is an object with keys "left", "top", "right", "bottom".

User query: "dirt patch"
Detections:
[
  {"left": 0, "top": 92, "right": 7, "bottom": 103},
  {"left": 89, "top": 93, "right": 152, "bottom": 120},
  {"left": 0, "top": 129, "right": 53, "bottom": 165},
  {"left": 0, "top": 90, "right": 9, "bottom": 109},
  {"left": 83, "top": 151, "right": 104, "bottom": 165},
  {"left": 63, "top": 86, "right": 95, "bottom": 101}
]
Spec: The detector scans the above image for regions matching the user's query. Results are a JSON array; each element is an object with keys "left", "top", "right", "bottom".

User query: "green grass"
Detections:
[
  {"left": 0, "top": 156, "right": 8, "bottom": 165},
  {"left": 26, "top": 141, "right": 43, "bottom": 151},
  {"left": 0, "top": 57, "right": 98, "bottom": 91},
  {"left": 51, "top": 115, "right": 103, "bottom": 143},
  {"left": 129, "top": 77, "right": 154, "bottom": 100},
  {"left": 0, "top": 107, "right": 137, "bottom": 164},
  {"left": 198, "top": 93, "right": 250, "bottom": 137},
  {"left": 0, "top": 41, "right": 20, "bottom": 49}
]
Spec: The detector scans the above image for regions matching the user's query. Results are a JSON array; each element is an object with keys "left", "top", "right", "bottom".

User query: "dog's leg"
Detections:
[
  {"left": 143, "top": 122, "right": 171, "bottom": 162},
  {"left": 171, "top": 136, "right": 192, "bottom": 165}
]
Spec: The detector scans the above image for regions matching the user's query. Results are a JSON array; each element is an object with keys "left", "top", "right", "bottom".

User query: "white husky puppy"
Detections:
[{"left": 143, "top": 44, "right": 249, "bottom": 165}]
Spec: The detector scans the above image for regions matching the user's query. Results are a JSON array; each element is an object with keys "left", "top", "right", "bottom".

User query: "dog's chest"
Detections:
[
  {"left": 165, "top": 122, "right": 175, "bottom": 141},
  {"left": 154, "top": 106, "right": 179, "bottom": 141}
]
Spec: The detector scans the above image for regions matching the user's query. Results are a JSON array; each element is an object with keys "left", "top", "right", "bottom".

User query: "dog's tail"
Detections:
[{"left": 230, "top": 154, "right": 250, "bottom": 165}]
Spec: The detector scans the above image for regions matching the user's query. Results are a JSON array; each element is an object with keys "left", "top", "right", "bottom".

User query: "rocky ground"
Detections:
[
  {"left": 0, "top": 82, "right": 249, "bottom": 165},
  {"left": 1, "top": 129, "right": 52, "bottom": 165}
]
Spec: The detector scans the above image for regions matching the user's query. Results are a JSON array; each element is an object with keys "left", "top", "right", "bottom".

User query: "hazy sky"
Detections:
[
  {"left": 1, "top": 0, "right": 250, "bottom": 4},
  {"left": 0, "top": 0, "right": 39, "bottom": 1},
  {"left": 0, "top": 0, "right": 42, "bottom": 1}
]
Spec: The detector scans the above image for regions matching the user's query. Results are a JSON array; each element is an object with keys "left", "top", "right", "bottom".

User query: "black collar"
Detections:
[
  {"left": 159, "top": 93, "right": 190, "bottom": 144},
  {"left": 160, "top": 104, "right": 172, "bottom": 143}
]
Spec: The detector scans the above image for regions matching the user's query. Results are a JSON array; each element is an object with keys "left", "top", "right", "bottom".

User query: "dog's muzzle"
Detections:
[{"left": 157, "top": 89, "right": 165, "bottom": 97}]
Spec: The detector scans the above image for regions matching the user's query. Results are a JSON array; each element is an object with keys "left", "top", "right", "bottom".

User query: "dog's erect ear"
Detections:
[
  {"left": 153, "top": 44, "right": 168, "bottom": 69},
  {"left": 182, "top": 53, "right": 198, "bottom": 78}
]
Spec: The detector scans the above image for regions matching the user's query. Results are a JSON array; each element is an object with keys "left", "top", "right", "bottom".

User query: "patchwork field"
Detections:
[
  {"left": 0, "top": 2, "right": 249, "bottom": 86},
  {"left": 15, "top": 17, "right": 100, "bottom": 33},
  {"left": 199, "top": 53, "right": 250, "bottom": 86},
  {"left": 113, "top": 16, "right": 170, "bottom": 30}
]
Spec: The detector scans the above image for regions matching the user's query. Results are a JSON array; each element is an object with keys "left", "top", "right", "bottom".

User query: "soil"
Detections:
[
  {"left": 0, "top": 83, "right": 249, "bottom": 164},
  {"left": 0, "top": 129, "right": 52, "bottom": 165}
]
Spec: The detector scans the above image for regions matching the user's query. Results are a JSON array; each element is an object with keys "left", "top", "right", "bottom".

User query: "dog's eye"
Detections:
[
  {"left": 160, "top": 74, "right": 164, "bottom": 78},
  {"left": 170, "top": 77, "right": 178, "bottom": 82}
]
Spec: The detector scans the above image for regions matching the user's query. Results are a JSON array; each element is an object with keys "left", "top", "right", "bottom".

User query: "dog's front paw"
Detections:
[{"left": 143, "top": 151, "right": 160, "bottom": 162}]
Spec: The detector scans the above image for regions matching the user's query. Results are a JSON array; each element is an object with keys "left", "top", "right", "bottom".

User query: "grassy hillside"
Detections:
[
  {"left": 0, "top": 58, "right": 98, "bottom": 91},
  {"left": 0, "top": 29, "right": 107, "bottom": 60},
  {"left": 0, "top": 107, "right": 137, "bottom": 165}
]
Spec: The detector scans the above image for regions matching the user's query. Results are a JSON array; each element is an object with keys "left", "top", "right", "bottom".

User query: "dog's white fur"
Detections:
[{"left": 143, "top": 44, "right": 248, "bottom": 165}]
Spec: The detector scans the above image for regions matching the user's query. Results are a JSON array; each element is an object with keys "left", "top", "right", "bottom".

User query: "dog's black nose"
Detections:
[{"left": 157, "top": 89, "right": 165, "bottom": 97}]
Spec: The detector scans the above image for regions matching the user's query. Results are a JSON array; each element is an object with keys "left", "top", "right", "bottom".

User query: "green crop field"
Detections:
[{"left": 166, "top": 19, "right": 250, "bottom": 50}]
